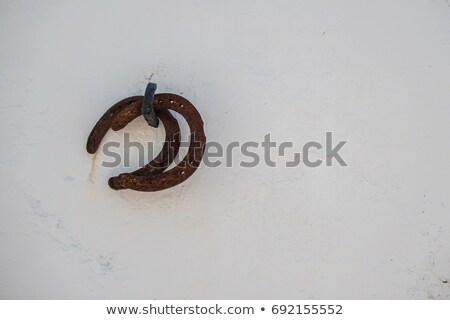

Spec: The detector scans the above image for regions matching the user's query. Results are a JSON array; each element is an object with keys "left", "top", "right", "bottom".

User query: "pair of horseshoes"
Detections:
[{"left": 86, "top": 83, "right": 206, "bottom": 192}]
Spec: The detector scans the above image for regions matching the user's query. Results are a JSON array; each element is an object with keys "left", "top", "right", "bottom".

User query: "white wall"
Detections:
[{"left": 1, "top": 0, "right": 449, "bottom": 299}]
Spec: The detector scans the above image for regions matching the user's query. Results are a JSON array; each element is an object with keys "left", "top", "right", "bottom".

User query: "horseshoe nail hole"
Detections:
[
  {"left": 181, "top": 171, "right": 185, "bottom": 175},
  {"left": 169, "top": 100, "right": 174, "bottom": 103},
  {"left": 158, "top": 99, "right": 162, "bottom": 103},
  {"left": 128, "top": 99, "right": 136, "bottom": 104},
  {"left": 180, "top": 104, "right": 184, "bottom": 108}
]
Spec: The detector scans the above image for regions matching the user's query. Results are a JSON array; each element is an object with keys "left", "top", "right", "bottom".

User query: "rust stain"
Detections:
[{"left": 88, "top": 152, "right": 98, "bottom": 183}]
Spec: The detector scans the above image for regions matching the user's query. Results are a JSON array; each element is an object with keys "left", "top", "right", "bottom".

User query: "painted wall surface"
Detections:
[{"left": 1, "top": 0, "right": 449, "bottom": 299}]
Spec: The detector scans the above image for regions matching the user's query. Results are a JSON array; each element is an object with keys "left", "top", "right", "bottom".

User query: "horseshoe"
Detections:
[
  {"left": 86, "top": 95, "right": 181, "bottom": 179},
  {"left": 109, "top": 93, "right": 206, "bottom": 192},
  {"left": 86, "top": 93, "right": 206, "bottom": 192}
]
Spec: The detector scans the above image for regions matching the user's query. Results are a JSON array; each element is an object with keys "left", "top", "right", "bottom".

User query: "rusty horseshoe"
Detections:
[{"left": 86, "top": 84, "right": 206, "bottom": 192}]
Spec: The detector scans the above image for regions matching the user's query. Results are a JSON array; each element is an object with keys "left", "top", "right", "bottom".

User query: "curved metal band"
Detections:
[
  {"left": 109, "top": 93, "right": 206, "bottom": 192},
  {"left": 86, "top": 96, "right": 181, "bottom": 179},
  {"left": 87, "top": 96, "right": 142, "bottom": 154},
  {"left": 86, "top": 93, "right": 206, "bottom": 192}
]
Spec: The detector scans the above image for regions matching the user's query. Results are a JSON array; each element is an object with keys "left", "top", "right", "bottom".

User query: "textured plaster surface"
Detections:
[{"left": 0, "top": 0, "right": 449, "bottom": 299}]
